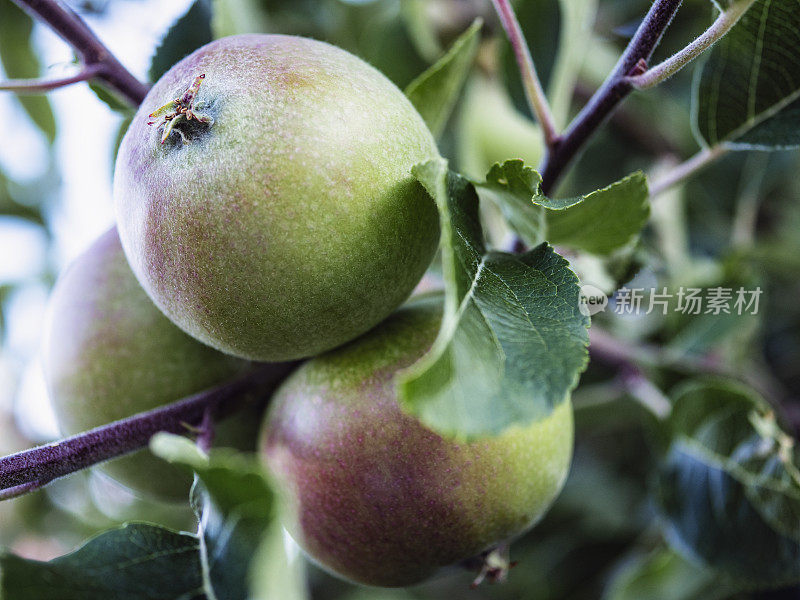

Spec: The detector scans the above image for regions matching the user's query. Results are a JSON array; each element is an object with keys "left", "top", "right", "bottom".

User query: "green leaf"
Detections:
[
  {"left": 655, "top": 379, "right": 800, "bottom": 588},
  {"left": 88, "top": 81, "right": 132, "bottom": 113},
  {"left": 400, "top": 0, "right": 444, "bottom": 62},
  {"left": 151, "top": 434, "right": 307, "bottom": 600},
  {"left": 0, "top": 170, "right": 45, "bottom": 226},
  {"left": 0, "top": 0, "right": 57, "bottom": 143},
  {"left": 478, "top": 160, "right": 650, "bottom": 255},
  {"left": 604, "top": 547, "right": 745, "bottom": 600},
  {"left": 250, "top": 524, "right": 307, "bottom": 600},
  {"left": 0, "top": 523, "right": 205, "bottom": 600},
  {"left": 694, "top": 0, "right": 800, "bottom": 149},
  {"left": 212, "top": 0, "right": 270, "bottom": 38},
  {"left": 398, "top": 158, "right": 589, "bottom": 438},
  {"left": 404, "top": 19, "right": 482, "bottom": 139},
  {"left": 113, "top": 115, "right": 134, "bottom": 165},
  {"left": 0, "top": 436, "right": 303, "bottom": 600},
  {"left": 547, "top": 173, "right": 650, "bottom": 255},
  {"left": 148, "top": 0, "right": 214, "bottom": 84}
]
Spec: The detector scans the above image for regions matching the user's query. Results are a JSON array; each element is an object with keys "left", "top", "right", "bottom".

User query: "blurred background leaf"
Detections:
[
  {"left": 148, "top": 0, "right": 214, "bottom": 83},
  {"left": 655, "top": 379, "right": 800, "bottom": 588},
  {"left": 694, "top": 0, "right": 800, "bottom": 149},
  {"left": 0, "top": 0, "right": 57, "bottom": 143}
]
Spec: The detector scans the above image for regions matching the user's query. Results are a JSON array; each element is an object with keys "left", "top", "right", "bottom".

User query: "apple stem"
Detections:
[
  {"left": 0, "top": 363, "right": 296, "bottom": 500},
  {"left": 468, "top": 544, "right": 515, "bottom": 588},
  {"left": 5, "top": 0, "right": 148, "bottom": 106},
  {"left": 489, "top": 0, "right": 561, "bottom": 149}
]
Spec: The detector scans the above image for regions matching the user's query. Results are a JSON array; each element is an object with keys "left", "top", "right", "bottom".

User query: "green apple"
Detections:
[
  {"left": 114, "top": 34, "right": 440, "bottom": 362},
  {"left": 260, "top": 298, "right": 573, "bottom": 587},
  {"left": 42, "top": 228, "right": 251, "bottom": 500}
]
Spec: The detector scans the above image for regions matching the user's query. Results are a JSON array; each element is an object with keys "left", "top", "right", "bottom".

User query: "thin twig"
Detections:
[
  {"left": 9, "top": 0, "right": 148, "bottom": 105},
  {"left": 627, "top": 0, "right": 756, "bottom": 90},
  {"left": 539, "top": 0, "right": 684, "bottom": 194},
  {"left": 0, "top": 363, "right": 296, "bottom": 498},
  {"left": 649, "top": 145, "right": 727, "bottom": 197},
  {"left": 619, "top": 365, "right": 672, "bottom": 419},
  {"left": 195, "top": 407, "right": 216, "bottom": 454},
  {"left": 589, "top": 327, "right": 792, "bottom": 408},
  {"left": 490, "top": 0, "right": 560, "bottom": 148},
  {"left": 0, "top": 64, "right": 101, "bottom": 94}
]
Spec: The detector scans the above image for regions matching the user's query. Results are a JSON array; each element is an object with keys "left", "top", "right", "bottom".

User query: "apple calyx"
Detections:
[{"left": 147, "top": 74, "right": 214, "bottom": 145}]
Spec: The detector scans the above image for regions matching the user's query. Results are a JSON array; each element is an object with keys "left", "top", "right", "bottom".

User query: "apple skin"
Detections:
[
  {"left": 114, "top": 34, "right": 441, "bottom": 362},
  {"left": 260, "top": 298, "right": 573, "bottom": 587},
  {"left": 42, "top": 228, "right": 252, "bottom": 500}
]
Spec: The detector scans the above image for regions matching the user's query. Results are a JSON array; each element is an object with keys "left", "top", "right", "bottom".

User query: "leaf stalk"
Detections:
[
  {"left": 489, "top": 0, "right": 561, "bottom": 148},
  {"left": 649, "top": 144, "right": 727, "bottom": 196},
  {"left": 626, "top": 0, "right": 758, "bottom": 90}
]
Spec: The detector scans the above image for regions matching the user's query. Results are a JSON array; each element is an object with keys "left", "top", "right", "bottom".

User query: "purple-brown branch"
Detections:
[
  {"left": 9, "top": 0, "right": 148, "bottom": 105},
  {"left": 589, "top": 327, "right": 800, "bottom": 433},
  {"left": 0, "top": 363, "right": 296, "bottom": 500},
  {"left": 0, "top": 64, "right": 102, "bottom": 94},
  {"left": 539, "top": 0, "right": 684, "bottom": 194}
]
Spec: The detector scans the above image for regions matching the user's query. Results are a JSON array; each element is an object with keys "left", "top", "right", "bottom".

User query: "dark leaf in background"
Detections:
[
  {"left": 0, "top": 523, "right": 205, "bottom": 600},
  {"left": 604, "top": 547, "right": 745, "bottom": 600},
  {"left": 500, "top": 0, "right": 561, "bottom": 120},
  {"left": 88, "top": 81, "right": 133, "bottom": 113},
  {"left": 148, "top": 0, "right": 214, "bottom": 84},
  {"left": 694, "top": 0, "right": 800, "bottom": 149},
  {"left": 655, "top": 379, "right": 800, "bottom": 589}
]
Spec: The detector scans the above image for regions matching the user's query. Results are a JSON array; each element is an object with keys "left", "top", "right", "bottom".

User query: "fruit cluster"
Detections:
[{"left": 43, "top": 34, "right": 571, "bottom": 587}]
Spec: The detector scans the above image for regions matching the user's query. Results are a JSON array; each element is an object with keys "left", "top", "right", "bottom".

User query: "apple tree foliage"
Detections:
[{"left": 1, "top": 0, "right": 800, "bottom": 598}]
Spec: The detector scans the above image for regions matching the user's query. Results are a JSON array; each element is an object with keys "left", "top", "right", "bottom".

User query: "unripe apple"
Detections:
[
  {"left": 42, "top": 228, "right": 251, "bottom": 500},
  {"left": 261, "top": 299, "right": 573, "bottom": 587},
  {"left": 114, "top": 34, "right": 440, "bottom": 362}
]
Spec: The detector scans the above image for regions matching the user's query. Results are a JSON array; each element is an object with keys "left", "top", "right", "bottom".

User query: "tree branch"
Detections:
[
  {"left": 0, "top": 64, "right": 101, "bottom": 94},
  {"left": 589, "top": 326, "right": 794, "bottom": 412},
  {"left": 0, "top": 363, "right": 296, "bottom": 498},
  {"left": 490, "top": 0, "right": 560, "bottom": 148},
  {"left": 539, "top": 0, "right": 684, "bottom": 194},
  {"left": 9, "top": 0, "right": 148, "bottom": 105}
]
